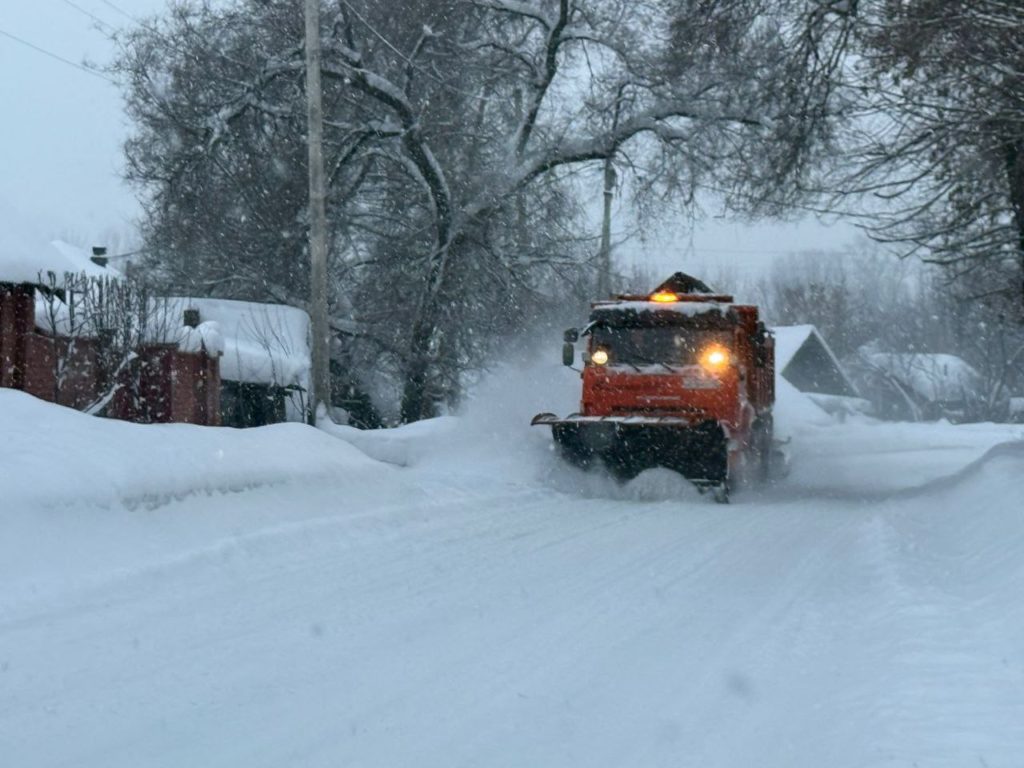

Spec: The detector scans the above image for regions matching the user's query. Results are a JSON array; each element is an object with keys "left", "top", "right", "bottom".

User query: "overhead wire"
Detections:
[
  {"left": 57, "top": 0, "right": 117, "bottom": 32},
  {"left": 96, "top": 0, "right": 137, "bottom": 23},
  {"left": 0, "top": 26, "right": 117, "bottom": 84}
]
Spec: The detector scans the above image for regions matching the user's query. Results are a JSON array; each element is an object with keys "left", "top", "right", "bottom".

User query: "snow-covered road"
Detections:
[{"left": 2, "top": 366, "right": 1023, "bottom": 767}]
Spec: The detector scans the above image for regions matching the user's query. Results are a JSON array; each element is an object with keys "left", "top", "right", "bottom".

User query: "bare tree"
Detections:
[
  {"left": 34, "top": 271, "right": 92, "bottom": 404},
  {"left": 836, "top": 0, "right": 1024, "bottom": 313},
  {"left": 82, "top": 277, "right": 177, "bottom": 418},
  {"left": 116, "top": 0, "right": 854, "bottom": 422}
]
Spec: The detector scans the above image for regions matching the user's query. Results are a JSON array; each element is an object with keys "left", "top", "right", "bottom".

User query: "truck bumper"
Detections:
[{"left": 532, "top": 413, "right": 729, "bottom": 484}]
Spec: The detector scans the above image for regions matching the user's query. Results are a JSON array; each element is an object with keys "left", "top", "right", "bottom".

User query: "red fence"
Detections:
[{"left": 1, "top": 282, "right": 220, "bottom": 425}]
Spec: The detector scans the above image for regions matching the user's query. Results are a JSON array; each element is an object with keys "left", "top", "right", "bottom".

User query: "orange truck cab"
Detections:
[{"left": 532, "top": 273, "right": 775, "bottom": 500}]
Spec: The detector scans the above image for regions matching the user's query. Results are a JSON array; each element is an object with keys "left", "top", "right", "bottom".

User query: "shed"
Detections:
[
  {"left": 772, "top": 324, "right": 859, "bottom": 398},
  {"left": 855, "top": 352, "right": 983, "bottom": 422}
]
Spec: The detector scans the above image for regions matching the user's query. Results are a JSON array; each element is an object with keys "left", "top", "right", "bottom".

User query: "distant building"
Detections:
[
  {"left": 772, "top": 324, "right": 860, "bottom": 397},
  {"left": 848, "top": 352, "right": 983, "bottom": 423}
]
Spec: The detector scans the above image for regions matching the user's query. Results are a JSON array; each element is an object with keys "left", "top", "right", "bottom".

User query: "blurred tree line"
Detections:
[{"left": 112, "top": 0, "right": 1024, "bottom": 423}]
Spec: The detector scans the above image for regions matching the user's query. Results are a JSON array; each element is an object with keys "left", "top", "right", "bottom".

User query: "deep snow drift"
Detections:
[{"left": 2, "top": 362, "right": 1023, "bottom": 768}]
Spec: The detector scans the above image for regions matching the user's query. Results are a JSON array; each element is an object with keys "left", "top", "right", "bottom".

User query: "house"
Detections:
[
  {"left": 1, "top": 239, "right": 221, "bottom": 425},
  {"left": 848, "top": 352, "right": 983, "bottom": 423},
  {"left": 771, "top": 325, "right": 862, "bottom": 415},
  {"left": 1, "top": 239, "right": 116, "bottom": 409},
  {"left": 168, "top": 298, "right": 311, "bottom": 427}
]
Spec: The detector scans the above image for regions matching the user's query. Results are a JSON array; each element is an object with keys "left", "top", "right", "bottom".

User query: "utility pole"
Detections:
[
  {"left": 598, "top": 90, "right": 624, "bottom": 299},
  {"left": 597, "top": 155, "right": 616, "bottom": 298},
  {"left": 304, "top": 0, "right": 331, "bottom": 424}
]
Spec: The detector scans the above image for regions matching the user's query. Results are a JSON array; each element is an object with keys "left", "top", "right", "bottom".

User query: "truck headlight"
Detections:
[
  {"left": 700, "top": 344, "right": 730, "bottom": 371},
  {"left": 591, "top": 348, "right": 609, "bottom": 365}
]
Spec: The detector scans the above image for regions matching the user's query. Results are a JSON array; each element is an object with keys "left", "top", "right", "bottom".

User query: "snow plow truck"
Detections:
[{"left": 532, "top": 273, "right": 777, "bottom": 502}]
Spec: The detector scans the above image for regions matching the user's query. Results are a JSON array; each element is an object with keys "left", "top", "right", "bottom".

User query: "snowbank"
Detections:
[
  {"left": 1, "top": 388, "right": 398, "bottom": 604},
  {"left": 1, "top": 388, "right": 384, "bottom": 511},
  {"left": 320, "top": 416, "right": 462, "bottom": 467}
]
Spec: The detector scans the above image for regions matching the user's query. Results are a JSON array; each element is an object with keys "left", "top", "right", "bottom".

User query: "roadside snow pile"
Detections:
[
  {"left": 1, "top": 389, "right": 386, "bottom": 511},
  {"left": 773, "top": 374, "right": 836, "bottom": 434},
  {"left": 322, "top": 356, "right": 578, "bottom": 480},
  {"left": 320, "top": 416, "right": 461, "bottom": 467}
]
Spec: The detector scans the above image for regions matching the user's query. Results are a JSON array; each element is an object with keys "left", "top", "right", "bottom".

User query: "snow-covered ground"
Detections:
[{"left": 2, "top": 362, "right": 1022, "bottom": 767}]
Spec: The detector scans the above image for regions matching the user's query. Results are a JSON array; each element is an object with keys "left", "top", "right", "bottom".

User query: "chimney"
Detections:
[
  {"left": 183, "top": 308, "right": 201, "bottom": 328},
  {"left": 90, "top": 246, "right": 109, "bottom": 268}
]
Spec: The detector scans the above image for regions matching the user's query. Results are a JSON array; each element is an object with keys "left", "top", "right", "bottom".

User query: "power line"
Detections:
[
  {"left": 58, "top": 0, "right": 116, "bottom": 32},
  {"left": 97, "top": 0, "right": 137, "bottom": 23},
  {"left": 0, "top": 27, "right": 117, "bottom": 84}
]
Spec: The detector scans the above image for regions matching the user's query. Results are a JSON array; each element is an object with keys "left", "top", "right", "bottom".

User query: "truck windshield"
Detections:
[{"left": 590, "top": 326, "right": 732, "bottom": 366}]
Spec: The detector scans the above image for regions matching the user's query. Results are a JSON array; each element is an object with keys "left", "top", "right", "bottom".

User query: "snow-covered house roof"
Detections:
[
  {"left": 863, "top": 353, "right": 981, "bottom": 404},
  {"left": 167, "top": 298, "right": 311, "bottom": 387},
  {"left": 0, "top": 238, "right": 116, "bottom": 285},
  {"left": 772, "top": 324, "right": 859, "bottom": 398}
]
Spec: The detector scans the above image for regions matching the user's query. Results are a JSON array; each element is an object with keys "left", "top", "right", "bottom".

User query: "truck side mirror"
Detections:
[
  {"left": 562, "top": 343, "right": 575, "bottom": 367},
  {"left": 563, "top": 328, "right": 579, "bottom": 343}
]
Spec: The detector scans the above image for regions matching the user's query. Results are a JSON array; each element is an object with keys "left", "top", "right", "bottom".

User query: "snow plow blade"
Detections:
[{"left": 532, "top": 412, "right": 729, "bottom": 485}]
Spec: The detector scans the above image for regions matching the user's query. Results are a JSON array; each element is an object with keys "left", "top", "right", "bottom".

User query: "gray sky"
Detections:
[
  {"left": 0, "top": 0, "right": 166, "bottom": 246},
  {"left": 1, "top": 0, "right": 860, "bottom": 270}
]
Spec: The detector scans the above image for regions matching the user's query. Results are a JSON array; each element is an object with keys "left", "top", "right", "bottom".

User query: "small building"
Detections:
[
  {"left": 772, "top": 324, "right": 861, "bottom": 404},
  {"left": 1, "top": 239, "right": 221, "bottom": 425},
  {"left": 849, "top": 352, "right": 983, "bottom": 423},
  {"left": 168, "top": 298, "right": 311, "bottom": 428}
]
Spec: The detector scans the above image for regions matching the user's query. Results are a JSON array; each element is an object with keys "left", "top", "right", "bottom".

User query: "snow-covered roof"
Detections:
[
  {"left": 864, "top": 353, "right": 981, "bottom": 403},
  {"left": 772, "top": 324, "right": 818, "bottom": 372},
  {"left": 0, "top": 238, "right": 115, "bottom": 285},
  {"left": 771, "top": 324, "right": 859, "bottom": 398},
  {"left": 168, "top": 298, "right": 310, "bottom": 387}
]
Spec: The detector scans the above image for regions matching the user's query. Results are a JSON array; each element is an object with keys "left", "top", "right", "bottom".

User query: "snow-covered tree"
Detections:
[
  {"left": 116, "top": 0, "right": 852, "bottom": 421},
  {"left": 839, "top": 0, "right": 1024, "bottom": 312}
]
